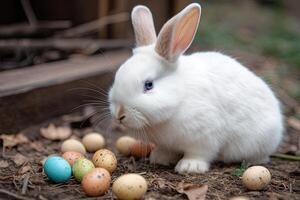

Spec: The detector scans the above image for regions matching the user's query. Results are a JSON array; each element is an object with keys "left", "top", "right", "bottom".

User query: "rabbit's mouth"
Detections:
[
  {"left": 110, "top": 104, "right": 150, "bottom": 131},
  {"left": 121, "top": 107, "right": 150, "bottom": 130}
]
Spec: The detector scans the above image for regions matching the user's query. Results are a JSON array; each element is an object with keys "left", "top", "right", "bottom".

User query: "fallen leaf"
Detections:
[
  {"left": 0, "top": 133, "right": 29, "bottom": 148},
  {"left": 29, "top": 142, "right": 44, "bottom": 152},
  {"left": 150, "top": 177, "right": 176, "bottom": 190},
  {"left": 177, "top": 182, "right": 208, "bottom": 200},
  {"left": 19, "top": 165, "right": 32, "bottom": 174},
  {"left": 40, "top": 123, "right": 72, "bottom": 140},
  {"left": 13, "top": 153, "right": 28, "bottom": 166},
  {"left": 0, "top": 160, "right": 9, "bottom": 168}
]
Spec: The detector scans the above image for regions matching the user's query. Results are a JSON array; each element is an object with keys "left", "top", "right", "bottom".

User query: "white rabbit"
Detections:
[{"left": 108, "top": 3, "right": 283, "bottom": 173}]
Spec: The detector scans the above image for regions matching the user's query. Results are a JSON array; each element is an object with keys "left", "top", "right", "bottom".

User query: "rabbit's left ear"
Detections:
[
  {"left": 132, "top": 5, "right": 157, "bottom": 47},
  {"left": 155, "top": 3, "right": 201, "bottom": 62}
]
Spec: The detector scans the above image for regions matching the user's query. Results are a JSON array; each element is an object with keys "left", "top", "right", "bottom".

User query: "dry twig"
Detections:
[
  {"left": 0, "top": 188, "right": 35, "bottom": 200},
  {"left": 55, "top": 12, "right": 129, "bottom": 37},
  {"left": 21, "top": 173, "right": 30, "bottom": 195}
]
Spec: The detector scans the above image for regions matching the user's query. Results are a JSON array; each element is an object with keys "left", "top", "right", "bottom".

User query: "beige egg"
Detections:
[
  {"left": 92, "top": 149, "right": 117, "bottom": 173},
  {"left": 112, "top": 173, "right": 147, "bottom": 200},
  {"left": 242, "top": 166, "right": 271, "bottom": 190},
  {"left": 116, "top": 136, "right": 137, "bottom": 156},
  {"left": 82, "top": 133, "right": 105, "bottom": 152},
  {"left": 61, "top": 139, "right": 86, "bottom": 154},
  {"left": 229, "top": 196, "right": 250, "bottom": 200}
]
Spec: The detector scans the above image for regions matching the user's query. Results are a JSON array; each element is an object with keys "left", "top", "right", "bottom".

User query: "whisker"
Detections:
[
  {"left": 80, "top": 80, "right": 109, "bottom": 95},
  {"left": 68, "top": 87, "right": 108, "bottom": 97}
]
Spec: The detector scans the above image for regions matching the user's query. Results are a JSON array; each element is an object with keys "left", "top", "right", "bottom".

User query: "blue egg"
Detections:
[{"left": 44, "top": 156, "right": 71, "bottom": 183}]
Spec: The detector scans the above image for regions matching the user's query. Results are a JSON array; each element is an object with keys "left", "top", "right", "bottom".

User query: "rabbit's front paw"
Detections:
[
  {"left": 175, "top": 158, "right": 209, "bottom": 174},
  {"left": 150, "top": 148, "right": 179, "bottom": 166}
]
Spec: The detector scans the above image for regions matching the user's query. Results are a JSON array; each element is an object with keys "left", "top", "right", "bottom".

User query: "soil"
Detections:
[{"left": 0, "top": 112, "right": 299, "bottom": 200}]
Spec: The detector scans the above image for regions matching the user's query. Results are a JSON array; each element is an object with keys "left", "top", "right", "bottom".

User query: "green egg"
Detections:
[{"left": 72, "top": 158, "right": 95, "bottom": 182}]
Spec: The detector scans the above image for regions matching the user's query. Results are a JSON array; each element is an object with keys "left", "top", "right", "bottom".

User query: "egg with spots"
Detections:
[
  {"left": 116, "top": 136, "right": 137, "bottom": 156},
  {"left": 82, "top": 168, "right": 111, "bottom": 196},
  {"left": 61, "top": 139, "right": 86, "bottom": 154},
  {"left": 112, "top": 173, "right": 147, "bottom": 200},
  {"left": 82, "top": 133, "right": 106, "bottom": 153},
  {"left": 72, "top": 158, "right": 95, "bottom": 182},
  {"left": 130, "top": 141, "right": 154, "bottom": 158},
  {"left": 242, "top": 166, "right": 271, "bottom": 190},
  {"left": 92, "top": 149, "right": 117, "bottom": 173},
  {"left": 44, "top": 156, "right": 71, "bottom": 183},
  {"left": 62, "top": 151, "right": 84, "bottom": 167}
]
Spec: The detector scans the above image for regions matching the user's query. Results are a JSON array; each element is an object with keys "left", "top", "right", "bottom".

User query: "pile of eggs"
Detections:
[
  {"left": 43, "top": 131, "right": 273, "bottom": 199},
  {"left": 43, "top": 133, "right": 151, "bottom": 199}
]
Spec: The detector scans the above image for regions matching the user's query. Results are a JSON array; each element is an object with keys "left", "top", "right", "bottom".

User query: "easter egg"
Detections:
[
  {"left": 82, "top": 168, "right": 111, "bottom": 196},
  {"left": 82, "top": 133, "right": 105, "bottom": 152},
  {"left": 61, "top": 139, "right": 86, "bottom": 154},
  {"left": 92, "top": 149, "right": 117, "bottom": 173},
  {"left": 130, "top": 141, "right": 154, "bottom": 158},
  {"left": 242, "top": 166, "right": 271, "bottom": 190},
  {"left": 62, "top": 151, "right": 84, "bottom": 167},
  {"left": 112, "top": 173, "right": 147, "bottom": 200},
  {"left": 72, "top": 158, "right": 95, "bottom": 182},
  {"left": 116, "top": 136, "right": 137, "bottom": 156},
  {"left": 44, "top": 156, "right": 71, "bottom": 183}
]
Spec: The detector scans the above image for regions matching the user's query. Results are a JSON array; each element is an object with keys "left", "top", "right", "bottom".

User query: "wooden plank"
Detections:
[
  {"left": 0, "top": 73, "right": 113, "bottom": 133},
  {"left": 111, "top": 0, "right": 128, "bottom": 39},
  {"left": 0, "top": 50, "right": 130, "bottom": 97},
  {"left": 0, "top": 38, "right": 132, "bottom": 51},
  {"left": 98, "top": 0, "right": 110, "bottom": 38},
  {"left": 0, "top": 50, "right": 131, "bottom": 133}
]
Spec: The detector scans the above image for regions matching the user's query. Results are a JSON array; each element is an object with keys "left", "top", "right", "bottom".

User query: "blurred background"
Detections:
[{"left": 0, "top": 0, "right": 299, "bottom": 133}]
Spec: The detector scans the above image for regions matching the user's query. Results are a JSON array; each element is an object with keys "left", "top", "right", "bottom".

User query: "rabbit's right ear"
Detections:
[
  {"left": 155, "top": 3, "right": 201, "bottom": 62},
  {"left": 131, "top": 5, "right": 156, "bottom": 47}
]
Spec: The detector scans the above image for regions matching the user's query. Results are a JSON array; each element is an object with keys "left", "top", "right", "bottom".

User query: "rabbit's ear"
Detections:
[
  {"left": 155, "top": 3, "right": 201, "bottom": 62},
  {"left": 131, "top": 5, "right": 156, "bottom": 47}
]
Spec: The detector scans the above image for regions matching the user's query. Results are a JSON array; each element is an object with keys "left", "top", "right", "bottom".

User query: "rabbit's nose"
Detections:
[
  {"left": 118, "top": 115, "right": 126, "bottom": 122},
  {"left": 115, "top": 104, "right": 125, "bottom": 122}
]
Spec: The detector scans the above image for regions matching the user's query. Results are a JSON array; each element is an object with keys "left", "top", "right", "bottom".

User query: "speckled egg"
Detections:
[
  {"left": 92, "top": 149, "right": 117, "bottom": 173},
  {"left": 44, "top": 156, "right": 71, "bottom": 183},
  {"left": 62, "top": 151, "right": 84, "bottom": 167},
  {"left": 72, "top": 158, "right": 95, "bottom": 182},
  {"left": 61, "top": 139, "right": 86, "bottom": 154},
  {"left": 242, "top": 166, "right": 271, "bottom": 190},
  {"left": 82, "top": 133, "right": 105, "bottom": 152},
  {"left": 82, "top": 168, "right": 111, "bottom": 196},
  {"left": 130, "top": 141, "right": 154, "bottom": 158},
  {"left": 116, "top": 136, "right": 137, "bottom": 156},
  {"left": 112, "top": 173, "right": 147, "bottom": 200}
]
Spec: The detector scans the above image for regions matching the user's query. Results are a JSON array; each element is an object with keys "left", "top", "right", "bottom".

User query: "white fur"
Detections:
[{"left": 108, "top": 4, "right": 283, "bottom": 174}]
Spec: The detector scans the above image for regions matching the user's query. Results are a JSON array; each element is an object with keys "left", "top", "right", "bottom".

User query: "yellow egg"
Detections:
[
  {"left": 242, "top": 166, "right": 271, "bottom": 190},
  {"left": 82, "top": 168, "right": 111, "bottom": 196},
  {"left": 61, "top": 139, "right": 86, "bottom": 154},
  {"left": 82, "top": 133, "right": 106, "bottom": 152},
  {"left": 112, "top": 174, "right": 147, "bottom": 200},
  {"left": 116, "top": 136, "right": 137, "bottom": 156},
  {"left": 92, "top": 149, "right": 117, "bottom": 173}
]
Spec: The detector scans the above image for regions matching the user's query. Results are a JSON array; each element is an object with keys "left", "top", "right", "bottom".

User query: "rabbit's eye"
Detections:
[{"left": 144, "top": 80, "right": 153, "bottom": 92}]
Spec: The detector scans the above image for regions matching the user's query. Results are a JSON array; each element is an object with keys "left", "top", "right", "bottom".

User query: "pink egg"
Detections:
[{"left": 62, "top": 151, "right": 84, "bottom": 167}]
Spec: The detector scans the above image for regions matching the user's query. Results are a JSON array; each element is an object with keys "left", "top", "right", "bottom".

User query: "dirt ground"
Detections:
[{"left": 0, "top": 110, "right": 299, "bottom": 200}]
